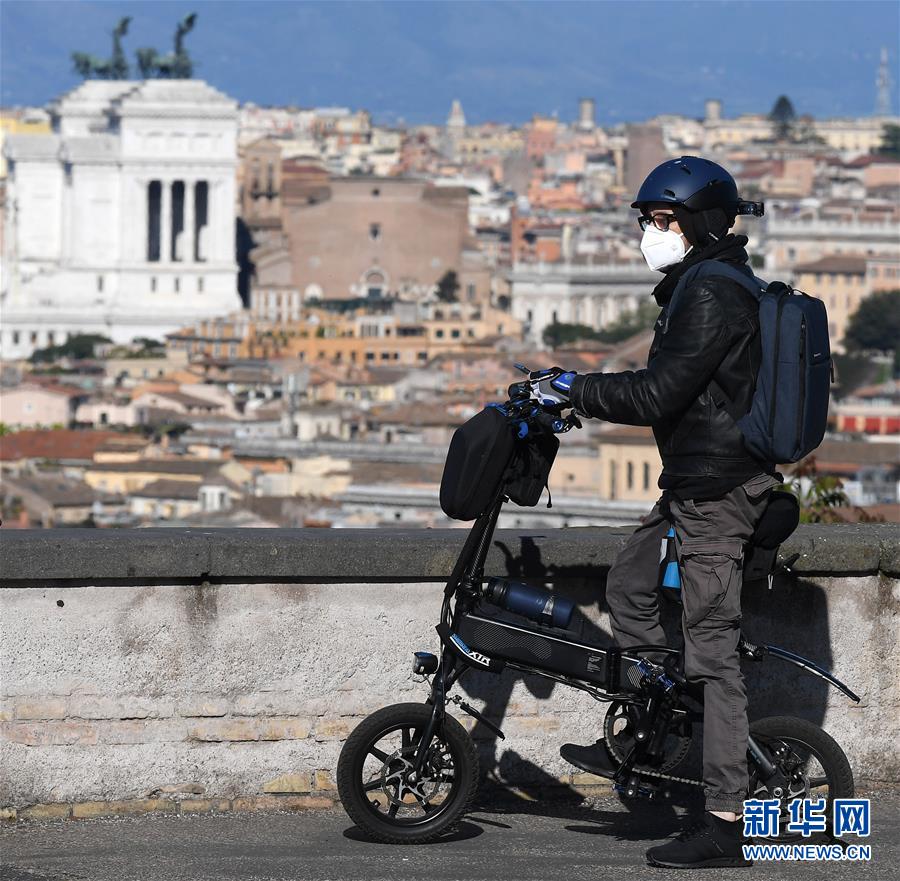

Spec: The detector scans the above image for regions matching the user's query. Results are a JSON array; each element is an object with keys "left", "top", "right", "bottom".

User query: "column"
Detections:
[
  {"left": 160, "top": 180, "right": 172, "bottom": 263},
  {"left": 183, "top": 180, "right": 195, "bottom": 265},
  {"left": 206, "top": 181, "right": 217, "bottom": 262},
  {"left": 137, "top": 179, "right": 148, "bottom": 263}
]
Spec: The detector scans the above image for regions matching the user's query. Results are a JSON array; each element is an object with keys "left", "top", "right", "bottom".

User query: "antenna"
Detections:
[{"left": 876, "top": 47, "right": 893, "bottom": 116}]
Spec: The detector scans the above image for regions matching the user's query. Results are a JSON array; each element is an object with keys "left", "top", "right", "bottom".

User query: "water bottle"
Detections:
[
  {"left": 659, "top": 527, "right": 681, "bottom": 599},
  {"left": 483, "top": 577, "right": 575, "bottom": 629}
]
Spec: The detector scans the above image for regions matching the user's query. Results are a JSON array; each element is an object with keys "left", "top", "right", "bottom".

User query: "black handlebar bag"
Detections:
[{"left": 440, "top": 406, "right": 559, "bottom": 521}]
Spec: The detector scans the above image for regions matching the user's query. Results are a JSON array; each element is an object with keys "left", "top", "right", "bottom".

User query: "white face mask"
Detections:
[{"left": 640, "top": 226, "right": 690, "bottom": 272}]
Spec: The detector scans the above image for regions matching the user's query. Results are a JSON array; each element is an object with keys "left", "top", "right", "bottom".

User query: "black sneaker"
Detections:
[
  {"left": 646, "top": 812, "right": 752, "bottom": 869},
  {"left": 559, "top": 739, "right": 617, "bottom": 778}
]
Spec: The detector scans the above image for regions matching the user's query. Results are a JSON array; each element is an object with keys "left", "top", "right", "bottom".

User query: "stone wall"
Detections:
[{"left": 1, "top": 525, "right": 897, "bottom": 819}]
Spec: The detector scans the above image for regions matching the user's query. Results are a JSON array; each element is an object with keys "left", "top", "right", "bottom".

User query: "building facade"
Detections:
[
  {"left": 252, "top": 176, "right": 471, "bottom": 302},
  {"left": 508, "top": 261, "right": 657, "bottom": 344},
  {"left": 1, "top": 79, "right": 242, "bottom": 359}
]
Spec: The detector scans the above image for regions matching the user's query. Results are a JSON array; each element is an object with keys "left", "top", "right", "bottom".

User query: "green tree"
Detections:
[
  {"left": 542, "top": 322, "right": 598, "bottom": 348},
  {"left": 29, "top": 334, "right": 112, "bottom": 363},
  {"left": 781, "top": 458, "right": 849, "bottom": 523},
  {"left": 769, "top": 95, "right": 796, "bottom": 141},
  {"left": 435, "top": 270, "right": 460, "bottom": 303},
  {"left": 844, "top": 289, "right": 900, "bottom": 355},
  {"left": 877, "top": 123, "right": 900, "bottom": 159}
]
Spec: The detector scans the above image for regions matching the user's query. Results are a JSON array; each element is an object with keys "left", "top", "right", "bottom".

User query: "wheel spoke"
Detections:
[
  {"left": 388, "top": 802, "right": 400, "bottom": 818},
  {"left": 808, "top": 776, "right": 830, "bottom": 788},
  {"left": 363, "top": 778, "right": 385, "bottom": 792},
  {"left": 368, "top": 746, "right": 389, "bottom": 762}
]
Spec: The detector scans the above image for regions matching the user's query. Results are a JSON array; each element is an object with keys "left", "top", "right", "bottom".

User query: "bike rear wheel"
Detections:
[
  {"left": 337, "top": 702, "right": 479, "bottom": 844},
  {"left": 749, "top": 715, "right": 854, "bottom": 841}
]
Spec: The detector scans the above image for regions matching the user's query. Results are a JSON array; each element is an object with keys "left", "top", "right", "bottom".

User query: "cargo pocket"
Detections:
[{"left": 680, "top": 538, "right": 744, "bottom": 627}]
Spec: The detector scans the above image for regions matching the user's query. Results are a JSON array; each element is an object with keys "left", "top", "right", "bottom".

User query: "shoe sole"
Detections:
[
  {"left": 558, "top": 747, "right": 616, "bottom": 780},
  {"left": 647, "top": 856, "right": 753, "bottom": 869}
]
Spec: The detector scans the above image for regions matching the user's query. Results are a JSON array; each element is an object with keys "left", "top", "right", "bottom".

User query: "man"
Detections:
[{"left": 539, "top": 156, "right": 776, "bottom": 869}]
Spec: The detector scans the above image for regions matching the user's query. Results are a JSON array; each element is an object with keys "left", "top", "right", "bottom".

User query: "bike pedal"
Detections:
[{"left": 614, "top": 781, "right": 658, "bottom": 800}]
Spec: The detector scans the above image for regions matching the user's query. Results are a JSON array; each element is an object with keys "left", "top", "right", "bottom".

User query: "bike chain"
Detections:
[
  {"left": 603, "top": 703, "right": 703, "bottom": 789},
  {"left": 606, "top": 739, "right": 704, "bottom": 788}
]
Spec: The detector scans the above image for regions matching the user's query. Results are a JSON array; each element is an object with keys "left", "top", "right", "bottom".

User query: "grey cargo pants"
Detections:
[{"left": 605, "top": 473, "right": 779, "bottom": 813}]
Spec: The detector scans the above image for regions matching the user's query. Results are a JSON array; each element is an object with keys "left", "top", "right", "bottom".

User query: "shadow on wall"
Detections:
[{"left": 456, "top": 534, "right": 833, "bottom": 816}]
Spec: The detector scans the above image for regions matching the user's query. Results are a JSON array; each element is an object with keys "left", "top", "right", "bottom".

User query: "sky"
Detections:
[{"left": 1, "top": 0, "right": 898, "bottom": 125}]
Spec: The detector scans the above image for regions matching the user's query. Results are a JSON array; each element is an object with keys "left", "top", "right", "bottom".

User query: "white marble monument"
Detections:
[{"left": 1, "top": 79, "right": 242, "bottom": 359}]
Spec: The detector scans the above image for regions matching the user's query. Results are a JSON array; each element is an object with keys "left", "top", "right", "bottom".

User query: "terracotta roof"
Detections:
[
  {"left": 793, "top": 255, "right": 868, "bottom": 275},
  {"left": 0, "top": 429, "right": 131, "bottom": 462},
  {"left": 4, "top": 381, "right": 86, "bottom": 399},
  {"left": 845, "top": 154, "right": 900, "bottom": 168}
]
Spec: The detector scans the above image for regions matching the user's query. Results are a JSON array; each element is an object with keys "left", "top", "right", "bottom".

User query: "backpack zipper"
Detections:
[
  {"left": 797, "top": 314, "right": 806, "bottom": 449},
  {"left": 768, "top": 290, "right": 789, "bottom": 436}
]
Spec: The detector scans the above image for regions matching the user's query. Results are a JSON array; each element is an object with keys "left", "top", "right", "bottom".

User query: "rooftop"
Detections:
[
  {"left": 0, "top": 430, "right": 133, "bottom": 463},
  {"left": 793, "top": 255, "right": 868, "bottom": 275}
]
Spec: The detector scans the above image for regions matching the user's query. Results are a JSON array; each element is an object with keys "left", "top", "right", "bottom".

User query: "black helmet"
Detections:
[{"left": 631, "top": 155, "right": 762, "bottom": 216}]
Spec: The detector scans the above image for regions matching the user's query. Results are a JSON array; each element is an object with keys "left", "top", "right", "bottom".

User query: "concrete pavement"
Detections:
[{"left": 2, "top": 791, "right": 897, "bottom": 881}]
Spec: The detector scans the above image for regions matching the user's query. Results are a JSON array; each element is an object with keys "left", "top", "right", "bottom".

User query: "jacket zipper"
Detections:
[{"left": 768, "top": 291, "right": 789, "bottom": 436}]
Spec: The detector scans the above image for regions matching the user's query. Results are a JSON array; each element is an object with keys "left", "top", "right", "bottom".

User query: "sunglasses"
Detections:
[{"left": 638, "top": 213, "right": 678, "bottom": 232}]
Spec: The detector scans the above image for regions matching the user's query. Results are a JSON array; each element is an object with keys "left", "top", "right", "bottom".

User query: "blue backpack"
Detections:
[{"left": 674, "top": 260, "right": 832, "bottom": 465}]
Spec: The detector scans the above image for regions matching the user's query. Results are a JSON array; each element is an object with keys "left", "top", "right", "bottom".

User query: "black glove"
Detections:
[{"left": 531, "top": 367, "right": 577, "bottom": 409}]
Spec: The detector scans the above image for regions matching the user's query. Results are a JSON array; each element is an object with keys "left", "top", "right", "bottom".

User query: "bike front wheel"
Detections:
[{"left": 337, "top": 702, "right": 479, "bottom": 844}]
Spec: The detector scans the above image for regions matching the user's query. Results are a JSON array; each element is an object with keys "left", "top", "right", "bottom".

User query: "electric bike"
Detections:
[{"left": 337, "top": 369, "right": 859, "bottom": 844}]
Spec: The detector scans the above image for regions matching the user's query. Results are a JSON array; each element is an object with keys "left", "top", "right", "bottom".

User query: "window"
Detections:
[
  {"left": 174, "top": 277, "right": 180, "bottom": 293},
  {"left": 371, "top": 188, "right": 380, "bottom": 197},
  {"left": 436, "top": 329, "right": 444, "bottom": 339},
  {"left": 609, "top": 461, "right": 617, "bottom": 500},
  {"left": 48, "top": 332, "right": 55, "bottom": 345},
  {"left": 13, "top": 331, "right": 20, "bottom": 345},
  {"left": 626, "top": 461, "right": 634, "bottom": 490},
  {"left": 643, "top": 462, "right": 650, "bottom": 491},
  {"left": 198, "top": 277, "right": 204, "bottom": 293},
  {"left": 369, "top": 223, "right": 381, "bottom": 241},
  {"left": 451, "top": 329, "right": 461, "bottom": 339},
  {"left": 466, "top": 283, "right": 476, "bottom": 300},
  {"left": 30, "top": 331, "right": 37, "bottom": 344},
  {"left": 150, "top": 276, "right": 157, "bottom": 293},
  {"left": 97, "top": 275, "right": 104, "bottom": 293}
]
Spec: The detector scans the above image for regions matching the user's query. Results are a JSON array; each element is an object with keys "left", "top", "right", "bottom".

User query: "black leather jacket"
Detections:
[{"left": 570, "top": 265, "right": 765, "bottom": 481}]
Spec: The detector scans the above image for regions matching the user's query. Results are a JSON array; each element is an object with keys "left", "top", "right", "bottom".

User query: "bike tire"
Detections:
[{"left": 337, "top": 702, "right": 479, "bottom": 844}]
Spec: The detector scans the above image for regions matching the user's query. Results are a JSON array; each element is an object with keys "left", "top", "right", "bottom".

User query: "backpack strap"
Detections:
[{"left": 671, "top": 260, "right": 768, "bottom": 423}]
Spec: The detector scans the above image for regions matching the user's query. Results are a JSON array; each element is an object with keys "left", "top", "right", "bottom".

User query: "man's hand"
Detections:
[{"left": 531, "top": 367, "right": 577, "bottom": 409}]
